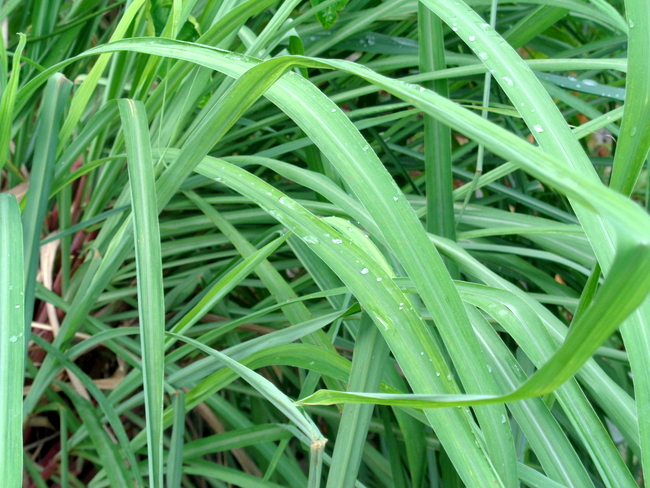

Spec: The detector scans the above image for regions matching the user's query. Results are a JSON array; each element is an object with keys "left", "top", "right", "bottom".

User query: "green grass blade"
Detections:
[
  {"left": 58, "top": 0, "right": 146, "bottom": 146},
  {"left": 611, "top": 0, "right": 650, "bottom": 195},
  {"left": 0, "top": 33, "right": 25, "bottom": 183},
  {"left": 418, "top": 5, "right": 458, "bottom": 276},
  {"left": 120, "top": 98, "right": 165, "bottom": 487},
  {"left": 167, "top": 390, "right": 185, "bottom": 488},
  {"left": 325, "top": 312, "right": 389, "bottom": 488},
  {"left": 21, "top": 72, "right": 72, "bottom": 332},
  {"left": 0, "top": 193, "right": 24, "bottom": 487}
]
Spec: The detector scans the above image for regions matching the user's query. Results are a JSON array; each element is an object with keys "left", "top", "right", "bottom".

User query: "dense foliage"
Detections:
[{"left": 1, "top": 0, "right": 650, "bottom": 487}]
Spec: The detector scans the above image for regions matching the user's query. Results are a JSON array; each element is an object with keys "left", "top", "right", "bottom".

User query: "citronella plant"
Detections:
[{"left": 2, "top": 0, "right": 650, "bottom": 487}]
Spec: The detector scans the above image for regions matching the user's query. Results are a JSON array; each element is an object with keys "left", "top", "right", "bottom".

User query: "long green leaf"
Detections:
[
  {"left": 121, "top": 98, "right": 165, "bottom": 487},
  {"left": 0, "top": 194, "right": 24, "bottom": 487}
]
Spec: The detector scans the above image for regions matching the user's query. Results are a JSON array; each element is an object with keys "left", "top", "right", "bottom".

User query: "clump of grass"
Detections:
[{"left": 1, "top": 1, "right": 649, "bottom": 487}]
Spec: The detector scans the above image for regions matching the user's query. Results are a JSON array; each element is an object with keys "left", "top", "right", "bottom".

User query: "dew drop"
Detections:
[
  {"left": 478, "top": 52, "right": 489, "bottom": 60},
  {"left": 468, "top": 35, "right": 476, "bottom": 41},
  {"left": 376, "top": 277, "right": 382, "bottom": 282},
  {"left": 631, "top": 126, "right": 638, "bottom": 136},
  {"left": 501, "top": 414, "right": 507, "bottom": 424},
  {"left": 533, "top": 124, "right": 544, "bottom": 133},
  {"left": 487, "top": 365, "right": 492, "bottom": 373},
  {"left": 374, "top": 315, "right": 390, "bottom": 331},
  {"left": 9, "top": 336, "right": 17, "bottom": 343},
  {"left": 393, "top": 196, "right": 398, "bottom": 201},
  {"left": 14, "top": 305, "right": 20, "bottom": 309},
  {"left": 420, "top": 352, "right": 424, "bottom": 355},
  {"left": 436, "top": 372, "right": 441, "bottom": 377},
  {"left": 502, "top": 76, "right": 514, "bottom": 86},
  {"left": 582, "top": 79, "right": 598, "bottom": 86},
  {"left": 331, "top": 108, "right": 336, "bottom": 112},
  {"left": 628, "top": 18, "right": 635, "bottom": 28},
  {"left": 446, "top": 374, "right": 453, "bottom": 380},
  {"left": 302, "top": 235, "right": 319, "bottom": 244},
  {"left": 568, "top": 76, "right": 577, "bottom": 82},
  {"left": 361, "top": 268, "right": 369, "bottom": 274},
  {"left": 452, "top": 27, "right": 458, "bottom": 32},
  {"left": 332, "top": 238, "right": 343, "bottom": 244}
]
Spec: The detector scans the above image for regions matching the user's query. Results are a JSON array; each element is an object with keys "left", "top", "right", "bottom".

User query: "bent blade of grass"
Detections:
[
  {"left": 192, "top": 157, "right": 505, "bottom": 487},
  {"left": 274, "top": 54, "right": 650, "bottom": 393},
  {"left": 0, "top": 194, "right": 24, "bottom": 487},
  {"left": 120, "top": 98, "right": 164, "bottom": 487}
]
